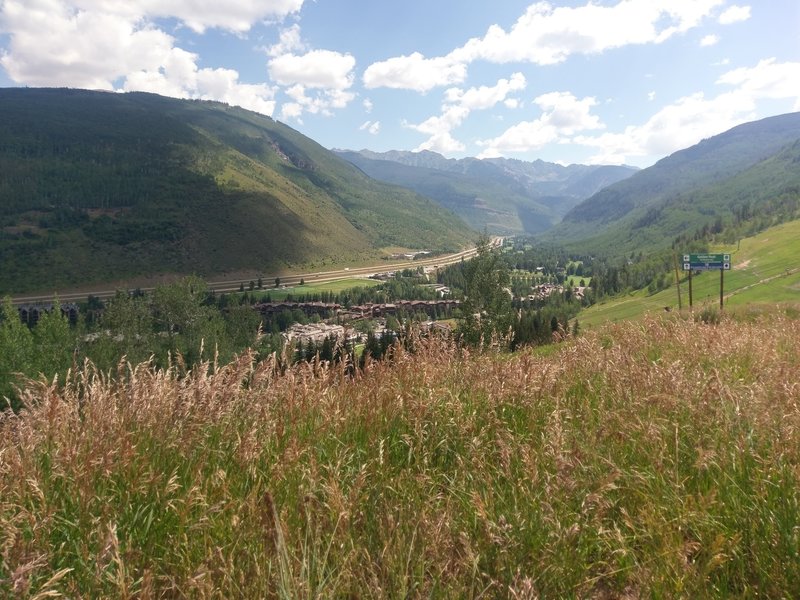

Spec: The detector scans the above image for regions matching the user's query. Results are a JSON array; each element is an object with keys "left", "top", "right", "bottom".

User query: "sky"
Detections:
[{"left": 0, "top": 1, "right": 798, "bottom": 168}]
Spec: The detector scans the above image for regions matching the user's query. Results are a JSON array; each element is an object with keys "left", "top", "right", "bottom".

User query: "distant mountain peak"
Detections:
[{"left": 335, "top": 149, "right": 638, "bottom": 236}]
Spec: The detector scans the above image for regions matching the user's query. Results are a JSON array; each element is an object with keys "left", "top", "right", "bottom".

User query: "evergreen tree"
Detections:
[
  {"left": 33, "top": 302, "right": 75, "bottom": 379},
  {"left": 457, "top": 235, "right": 513, "bottom": 347},
  {"left": 0, "top": 297, "right": 35, "bottom": 410}
]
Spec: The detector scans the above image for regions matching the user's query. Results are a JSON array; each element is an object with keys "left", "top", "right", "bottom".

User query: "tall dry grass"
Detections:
[{"left": 1, "top": 311, "right": 799, "bottom": 597}]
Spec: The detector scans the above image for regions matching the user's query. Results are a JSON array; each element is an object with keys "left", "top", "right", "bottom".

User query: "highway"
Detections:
[{"left": 10, "top": 239, "right": 501, "bottom": 306}]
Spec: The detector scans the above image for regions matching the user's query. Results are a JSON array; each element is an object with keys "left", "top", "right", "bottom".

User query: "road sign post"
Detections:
[{"left": 681, "top": 253, "right": 731, "bottom": 310}]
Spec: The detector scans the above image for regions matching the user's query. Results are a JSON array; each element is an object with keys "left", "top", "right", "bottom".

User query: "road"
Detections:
[{"left": 10, "top": 239, "right": 501, "bottom": 306}]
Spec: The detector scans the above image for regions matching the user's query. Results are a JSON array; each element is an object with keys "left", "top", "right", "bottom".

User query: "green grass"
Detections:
[
  {"left": 566, "top": 275, "right": 592, "bottom": 287},
  {"left": 260, "top": 278, "right": 381, "bottom": 300},
  {"left": 581, "top": 218, "right": 800, "bottom": 327},
  {"left": 3, "top": 313, "right": 800, "bottom": 596}
]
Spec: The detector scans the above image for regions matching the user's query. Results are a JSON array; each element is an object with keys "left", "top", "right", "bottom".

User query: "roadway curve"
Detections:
[{"left": 10, "top": 239, "right": 501, "bottom": 306}]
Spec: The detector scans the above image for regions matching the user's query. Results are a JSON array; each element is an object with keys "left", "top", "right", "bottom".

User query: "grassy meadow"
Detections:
[
  {"left": 2, "top": 310, "right": 800, "bottom": 597},
  {"left": 581, "top": 219, "right": 800, "bottom": 327},
  {"left": 264, "top": 278, "right": 381, "bottom": 301}
]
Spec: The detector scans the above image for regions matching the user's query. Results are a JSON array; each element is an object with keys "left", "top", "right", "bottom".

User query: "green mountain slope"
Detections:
[
  {"left": 336, "top": 149, "right": 636, "bottom": 235},
  {"left": 545, "top": 112, "right": 800, "bottom": 255},
  {"left": 581, "top": 217, "right": 800, "bottom": 326},
  {"left": 0, "top": 88, "right": 472, "bottom": 294}
]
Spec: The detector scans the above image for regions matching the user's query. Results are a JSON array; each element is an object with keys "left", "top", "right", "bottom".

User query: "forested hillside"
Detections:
[
  {"left": 544, "top": 112, "right": 800, "bottom": 256},
  {"left": 0, "top": 89, "right": 472, "bottom": 294}
]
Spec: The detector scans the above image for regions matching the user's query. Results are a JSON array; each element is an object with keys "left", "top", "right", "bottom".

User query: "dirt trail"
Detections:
[{"left": 724, "top": 266, "right": 800, "bottom": 299}]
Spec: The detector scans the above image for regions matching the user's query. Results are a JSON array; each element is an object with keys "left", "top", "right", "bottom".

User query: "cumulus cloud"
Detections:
[
  {"left": 365, "top": 0, "right": 724, "bottom": 92},
  {"left": 572, "top": 59, "right": 800, "bottom": 164},
  {"left": 573, "top": 91, "right": 755, "bottom": 164},
  {"left": 700, "top": 34, "right": 719, "bottom": 46},
  {"left": 363, "top": 52, "right": 467, "bottom": 93},
  {"left": 278, "top": 83, "right": 355, "bottom": 120},
  {"left": 268, "top": 49, "right": 356, "bottom": 120},
  {"left": 406, "top": 73, "right": 527, "bottom": 153},
  {"left": 716, "top": 58, "right": 800, "bottom": 100},
  {"left": 459, "top": 0, "right": 726, "bottom": 63},
  {"left": 268, "top": 49, "right": 355, "bottom": 90},
  {"left": 444, "top": 72, "right": 526, "bottom": 110},
  {"left": 267, "top": 24, "right": 305, "bottom": 57},
  {"left": 69, "top": 0, "right": 304, "bottom": 33},
  {"left": 0, "top": 0, "right": 298, "bottom": 114},
  {"left": 477, "top": 92, "right": 603, "bottom": 157},
  {"left": 718, "top": 5, "right": 751, "bottom": 25}
]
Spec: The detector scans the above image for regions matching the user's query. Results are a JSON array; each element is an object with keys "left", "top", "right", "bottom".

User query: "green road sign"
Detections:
[{"left": 682, "top": 253, "right": 731, "bottom": 271}]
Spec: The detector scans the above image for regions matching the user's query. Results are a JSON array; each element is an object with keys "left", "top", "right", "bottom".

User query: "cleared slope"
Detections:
[{"left": 580, "top": 218, "right": 800, "bottom": 326}]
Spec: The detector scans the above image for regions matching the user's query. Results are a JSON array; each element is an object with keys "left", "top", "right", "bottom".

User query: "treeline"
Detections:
[
  {"left": 0, "top": 278, "right": 270, "bottom": 411},
  {"left": 1, "top": 241, "right": 595, "bottom": 412},
  {"left": 583, "top": 187, "right": 800, "bottom": 300},
  {"left": 0, "top": 272, "right": 462, "bottom": 411}
]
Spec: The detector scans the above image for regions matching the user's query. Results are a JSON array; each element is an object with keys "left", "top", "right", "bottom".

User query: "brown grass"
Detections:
[{"left": 1, "top": 311, "right": 800, "bottom": 597}]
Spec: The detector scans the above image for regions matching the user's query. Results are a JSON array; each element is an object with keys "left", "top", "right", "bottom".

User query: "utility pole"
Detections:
[{"left": 673, "top": 253, "right": 683, "bottom": 311}]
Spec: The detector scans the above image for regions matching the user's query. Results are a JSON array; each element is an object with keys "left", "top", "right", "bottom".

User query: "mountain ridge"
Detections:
[
  {"left": 0, "top": 88, "right": 473, "bottom": 294},
  {"left": 335, "top": 148, "right": 638, "bottom": 235},
  {"left": 543, "top": 111, "right": 800, "bottom": 255}
]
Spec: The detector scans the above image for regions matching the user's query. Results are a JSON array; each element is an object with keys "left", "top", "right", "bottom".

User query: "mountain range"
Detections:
[
  {"left": 2, "top": 87, "right": 799, "bottom": 295},
  {"left": 336, "top": 149, "right": 637, "bottom": 235}
]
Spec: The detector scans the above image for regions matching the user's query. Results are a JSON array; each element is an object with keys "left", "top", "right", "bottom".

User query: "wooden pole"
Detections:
[
  {"left": 673, "top": 253, "right": 683, "bottom": 311},
  {"left": 720, "top": 268, "right": 724, "bottom": 310},
  {"left": 688, "top": 269, "right": 693, "bottom": 309}
]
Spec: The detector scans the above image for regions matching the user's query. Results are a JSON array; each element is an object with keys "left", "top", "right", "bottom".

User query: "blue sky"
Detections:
[{"left": 0, "top": 1, "right": 798, "bottom": 167}]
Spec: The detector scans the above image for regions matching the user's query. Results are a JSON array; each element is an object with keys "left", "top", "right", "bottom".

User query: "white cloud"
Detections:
[
  {"left": 70, "top": 0, "right": 304, "bottom": 33},
  {"left": 574, "top": 91, "right": 756, "bottom": 164},
  {"left": 478, "top": 91, "right": 604, "bottom": 157},
  {"left": 700, "top": 34, "right": 719, "bottom": 46},
  {"left": 359, "top": 120, "right": 380, "bottom": 135},
  {"left": 363, "top": 98, "right": 373, "bottom": 113},
  {"left": 267, "top": 24, "right": 305, "bottom": 57},
  {"left": 648, "top": 91, "right": 656, "bottom": 101},
  {"left": 415, "top": 131, "right": 465, "bottom": 154},
  {"left": 716, "top": 58, "right": 800, "bottom": 100},
  {"left": 278, "top": 83, "right": 355, "bottom": 120},
  {"left": 444, "top": 72, "right": 526, "bottom": 110},
  {"left": 268, "top": 49, "right": 357, "bottom": 119},
  {"left": 364, "top": 1, "right": 724, "bottom": 92},
  {"left": 0, "top": 0, "right": 291, "bottom": 114},
  {"left": 123, "top": 52, "right": 277, "bottom": 115},
  {"left": 407, "top": 73, "right": 528, "bottom": 153},
  {"left": 268, "top": 49, "right": 355, "bottom": 90},
  {"left": 456, "top": 0, "right": 725, "bottom": 64},
  {"left": 409, "top": 105, "right": 470, "bottom": 136},
  {"left": 718, "top": 5, "right": 751, "bottom": 25},
  {"left": 572, "top": 59, "right": 800, "bottom": 165},
  {"left": 363, "top": 52, "right": 467, "bottom": 93},
  {"left": 0, "top": 0, "right": 172, "bottom": 89}
]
